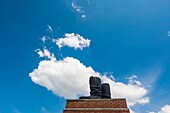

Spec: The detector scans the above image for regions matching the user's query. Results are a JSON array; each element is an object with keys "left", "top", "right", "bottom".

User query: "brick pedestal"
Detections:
[{"left": 63, "top": 98, "right": 130, "bottom": 113}]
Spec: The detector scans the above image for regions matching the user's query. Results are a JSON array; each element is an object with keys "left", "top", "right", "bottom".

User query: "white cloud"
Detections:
[
  {"left": 128, "top": 75, "right": 142, "bottom": 86},
  {"left": 149, "top": 105, "right": 170, "bottom": 113},
  {"left": 140, "top": 64, "right": 163, "bottom": 88},
  {"left": 71, "top": 1, "right": 86, "bottom": 18},
  {"left": 41, "top": 36, "right": 47, "bottom": 43},
  {"left": 129, "top": 108, "right": 135, "bottom": 113},
  {"left": 81, "top": 15, "right": 86, "bottom": 18},
  {"left": 35, "top": 48, "right": 56, "bottom": 61},
  {"left": 52, "top": 33, "right": 91, "bottom": 50},
  {"left": 47, "top": 25, "right": 53, "bottom": 33},
  {"left": 29, "top": 54, "right": 148, "bottom": 106},
  {"left": 41, "top": 107, "right": 46, "bottom": 111},
  {"left": 72, "top": 1, "right": 82, "bottom": 12},
  {"left": 41, "top": 107, "right": 50, "bottom": 113},
  {"left": 168, "top": 31, "right": 170, "bottom": 37},
  {"left": 29, "top": 57, "right": 97, "bottom": 99},
  {"left": 30, "top": 33, "right": 148, "bottom": 108},
  {"left": 101, "top": 75, "right": 148, "bottom": 106},
  {"left": 158, "top": 105, "right": 170, "bottom": 113},
  {"left": 137, "top": 97, "right": 150, "bottom": 105},
  {"left": 41, "top": 36, "right": 50, "bottom": 43}
]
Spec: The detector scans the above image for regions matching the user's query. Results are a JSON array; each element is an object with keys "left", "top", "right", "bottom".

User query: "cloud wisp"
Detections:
[
  {"left": 149, "top": 104, "right": 170, "bottom": 113},
  {"left": 35, "top": 48, "right": 56, "bottom": 61},
  {"left": 47, "top": 25, "right": 53, "bottom": 33},
  {"left": 10, "top": 105, "right": 22, "bottom": 113},
  {"left": 52, "top": 33, "right": 91, "bottom": 50},
  {"left": 41, "top": 36, "right": 50, "bottom": 43},
  {"left": 168, "top": 31, "right": 170, "bottom": 37},
  {"left": 71, "top": 0, "right": 86, "bottom": 18},
  {"left": 72, "top": 1, "right": 82, "bottom": 13}
]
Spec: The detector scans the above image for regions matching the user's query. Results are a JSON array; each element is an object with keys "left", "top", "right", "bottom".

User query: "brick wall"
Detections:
[
  {"left": 63, "top": 99, "right": 130, "bottom": 113},
  {"left": 64, "top": 110, "right": 130, "bottom": 113}
]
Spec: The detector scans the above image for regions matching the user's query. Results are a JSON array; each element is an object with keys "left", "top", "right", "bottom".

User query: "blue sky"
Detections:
[{"left": 1, "top": 0, "right": 170, "bottom": 113}]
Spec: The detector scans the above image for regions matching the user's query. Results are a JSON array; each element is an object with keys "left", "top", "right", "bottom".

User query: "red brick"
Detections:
[{"left": 63, "top": 99, "right": 130, "bottom": 113}]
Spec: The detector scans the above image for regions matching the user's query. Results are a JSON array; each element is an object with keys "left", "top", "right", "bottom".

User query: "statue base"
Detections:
[{"left": 63, "top": 98, "right": 130, "bottom": 113}]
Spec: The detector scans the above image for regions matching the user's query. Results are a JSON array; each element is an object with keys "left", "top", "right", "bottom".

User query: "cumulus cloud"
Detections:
[
  {"left": 29, "top": 53, "right": 148, "bottom": 106},
  {"left": 29, "top": 57, "right": 97, "bottom": 99},
  {"left": 52, "top": 33, "right": 91, "bottom": 50},
  {"left": 101, "top": 75, "right": 148, "bottom": 106},
  {"left": 158, "top": 105, "right": 170, "bottom": 113},
  {"left": 30, "top": 32, "right": 149, "bottom": 107}
]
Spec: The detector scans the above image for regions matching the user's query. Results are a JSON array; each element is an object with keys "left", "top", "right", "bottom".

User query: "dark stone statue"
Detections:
[{"left": 79, "top": 76, "right": 111, "bottom": 99}]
